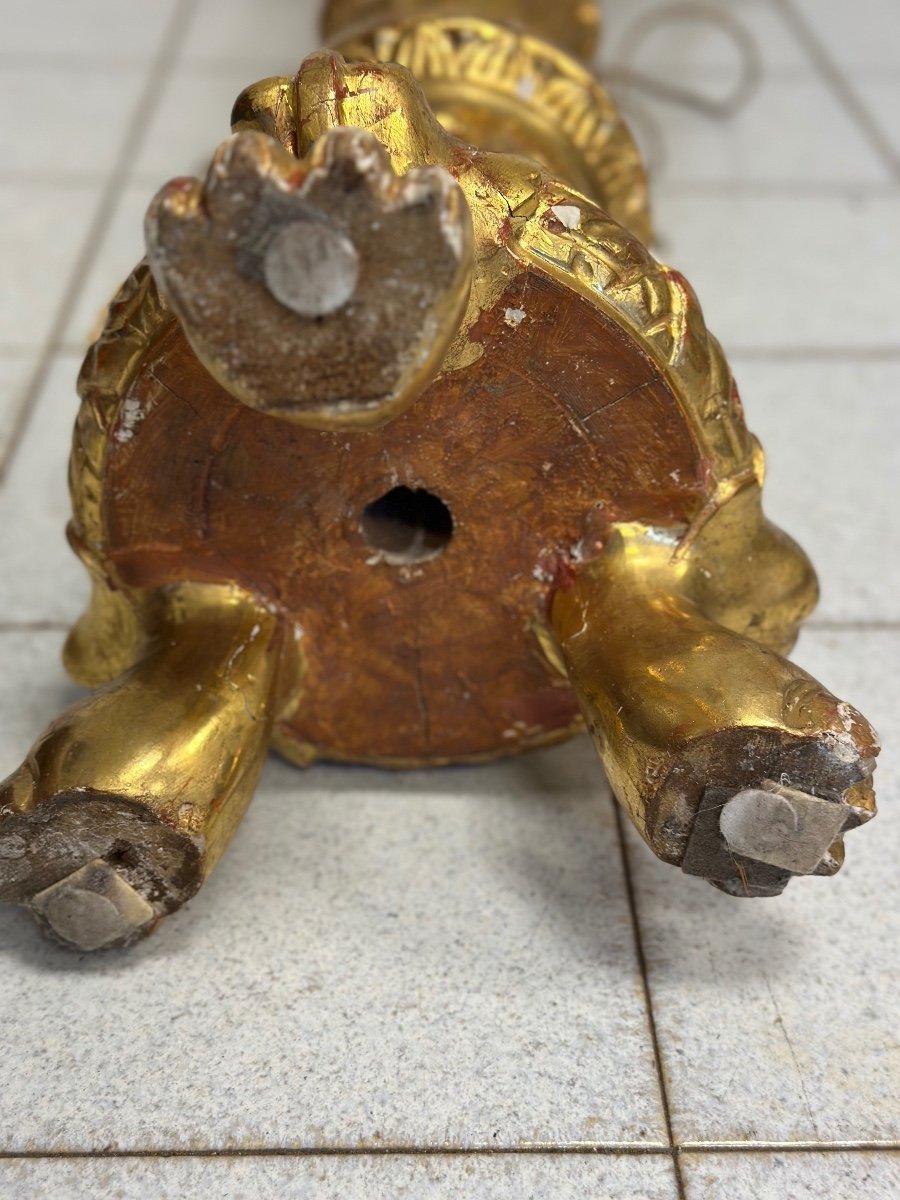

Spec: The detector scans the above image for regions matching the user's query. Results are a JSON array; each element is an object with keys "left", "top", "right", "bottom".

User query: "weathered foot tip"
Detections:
[{"left": 32, "top": 858, "right": 157, "bottom": 952}]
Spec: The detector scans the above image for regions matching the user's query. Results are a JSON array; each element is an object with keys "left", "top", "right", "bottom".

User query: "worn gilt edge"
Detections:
[
  {"left": 272, "top": 712, "right": 587, "bottom": 771},
  {"left": 71, "top": 105, "right": 754, "bottom": 654},
  {"left": 321, "top": 0, "right": 602, "bottom": 63},
  {"left": 339, "top": 17, "right": 651, "bottom": 244},
  {"left": 71, "top": 262, "right": 173, "bottom": 583},
  {"left": 511, "top": 187, "right": 758, "bottom": 532},
  {"left": 72, "top": 197, "right": 756, "bottom": 588}
]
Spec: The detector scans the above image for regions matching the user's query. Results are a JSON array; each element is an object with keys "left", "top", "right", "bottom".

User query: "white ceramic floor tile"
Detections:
[
  {"left": 0, "top": 0, "right": 179, "bottom": 61},
  {"left": 0, "top": 0, "right": 895, "bottom": 1181},
  {"left": 131, "top": 62, "right": 279, "bottom": 184},
  {"left": 0, "top": 63, "right": 148, "bottom": 179},
  {"left": 0, "top": 352, "right": 39, "bottom": 468},
  {"left": 179, "top": 0, "right": 318, "bottom": 75},
  {"left": 733, "top": 359, "right": 900, "bottom": 625},
  {"left": 0, "top": 183, "right": 101, "bottom": 350},
  {"left": 681, "top": 1151, "right": 900, "bottom": 1200},
  {"left": 624, "top": 75, "right": 889, "bottom": 189},
  {"left": 600, "top": 0, "right": 812, "bottom": 72},
  {"left": 0, "top": 1152, "right": 679, "bottom": 1200},
  {"left": 789, "top": 0, "right": 900, "bottom": 72},
  {"left": 625, "top": 628, "right": 900, "bottom": 1144},
  {"left": 652, "top": 191, "right": 900, "bottom": 351},
  {"left": 0, "top": 630, "right": 666, "bottom": 1151},
  {"left": 0, "top": 353, "right": 90, "bottom": 624},
  {"left": 61, "top": 183, "right": 159, "bottom": 351},
  {"left": 855, "top": 80, "right": 900, "bottom": 159}
]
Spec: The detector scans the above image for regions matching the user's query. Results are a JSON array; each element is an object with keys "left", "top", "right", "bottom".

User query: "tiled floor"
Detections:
[{"left": 0, "top": 1, "right": 897, "bottom": 1197}]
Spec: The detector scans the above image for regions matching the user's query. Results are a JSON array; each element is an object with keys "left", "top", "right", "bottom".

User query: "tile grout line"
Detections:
[
  {"left": 727, "top": 348, "right": 900, "bottom": 361},
  {"left": 0, "top": 621, "right": 72, "bottom": 633},
  {"left": 679, "top": 1141, "right": 900, "bottom": 1154},
  {"left": 805, "top": 619, "right": 900, "bottom": 632},
  {"left": 0, "top": 1142, "right": 896, "bottom": 1162},
  {"left": 657, "top": 182, "right": 900, "bottom": 197},
  {"left": 0, "top": 1148, "right": 676, "bottom": 1162},
  {"left": 770, "top": 0, "right": 900, "bottom": 180},
  {"left": 0, "top": 0, "right": 200, "bottom": 486},
  {"left": 0, "top": 172, "right": 128, "bottom": 189},
  {"left": 610, "top": 800, "right": 687, "bottom": 1200}
]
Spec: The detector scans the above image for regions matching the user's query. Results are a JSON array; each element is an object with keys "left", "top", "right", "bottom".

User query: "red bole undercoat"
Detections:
[{"left": 102, "top": 268, "right": 711, "bottom": 763}]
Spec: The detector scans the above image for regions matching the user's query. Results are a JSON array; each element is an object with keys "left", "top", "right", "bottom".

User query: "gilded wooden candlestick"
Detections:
[{"left": 0, "top": 0, "right": 878, "bottom": 950}]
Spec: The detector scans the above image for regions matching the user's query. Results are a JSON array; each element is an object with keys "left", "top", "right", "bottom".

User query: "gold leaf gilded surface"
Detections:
[
  {"left": 338, "top": 16, "right": 651, "bottom": 244},
  {"left": 71, "top": 262, "right": 172, "bottom": 562},
  {"left": 0, "top": 0, "right": 877, "bottom": 950},
  {"left": 512, "top": 184, "right": 755, "bottom": 499},
  {"left": 321, "top": 0, "right": 602, "bottom": 63},
  {"left": 74, "top": 50, "right": 753, "bottom": 602}
]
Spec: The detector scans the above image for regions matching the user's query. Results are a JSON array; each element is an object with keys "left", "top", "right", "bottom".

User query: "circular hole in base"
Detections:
[{"left": 361, "top": 485, "right": 453, "bottom": 565}]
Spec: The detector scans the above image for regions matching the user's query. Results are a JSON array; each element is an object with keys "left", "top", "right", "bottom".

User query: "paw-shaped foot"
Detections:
[
  {"left": 145, "top": 127, "right": 473, "bottom": 429},
  {"left": 0, "top": 793, "right": 201, "bottom": 951},
  {"left": 680, "top": 695, "right": 878, "bottom": 898}
]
